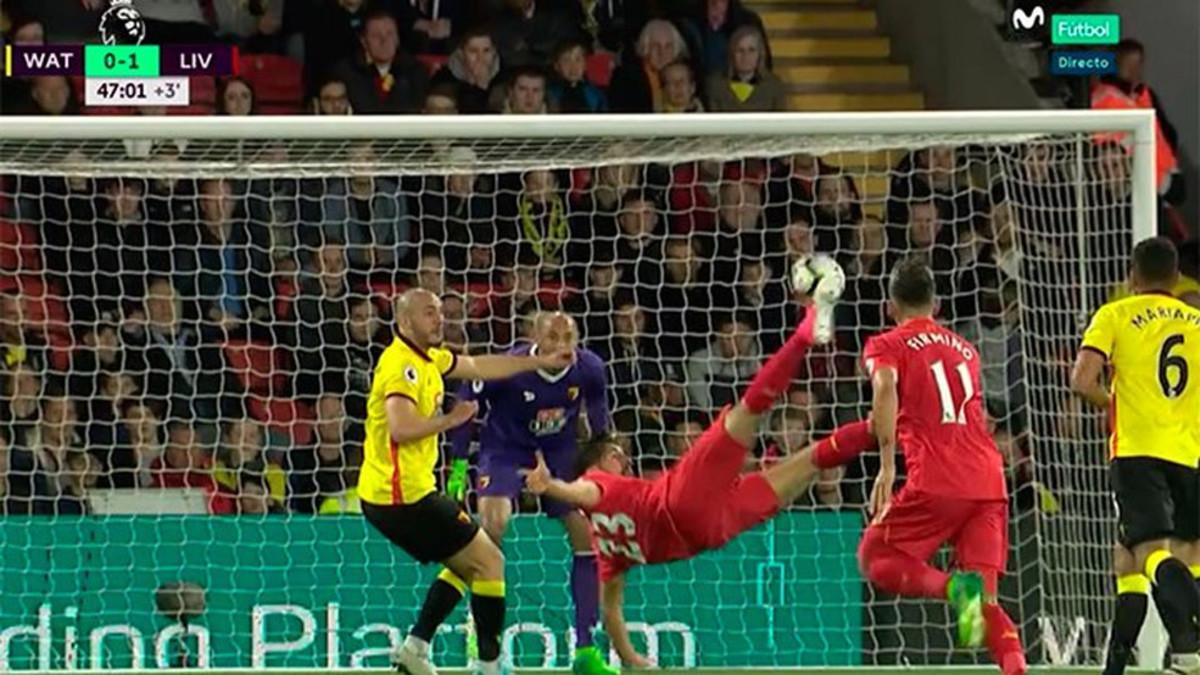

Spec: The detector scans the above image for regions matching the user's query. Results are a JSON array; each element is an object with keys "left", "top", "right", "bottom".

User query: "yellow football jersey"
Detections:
[
  {"left": 357, "top": 335, "right": 457, "bottom": 506},
  {"left": 1081, "top": 293, "right": 1200, "bottom": 467}
]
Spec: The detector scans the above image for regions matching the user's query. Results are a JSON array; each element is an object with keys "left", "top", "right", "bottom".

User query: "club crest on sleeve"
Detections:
[
  {"left": 567, "top": 386, "right": 580, "bottom": 401},
  {"left": 404, "top": 365, "right": 418, "bottom": 384}
]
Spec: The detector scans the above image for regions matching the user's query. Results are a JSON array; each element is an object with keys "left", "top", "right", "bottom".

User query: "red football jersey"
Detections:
[
  {"left": 862, "top": 317, "right": 1006, "bottom": 501},
  {"left": 582, "top": 470, "right": 697, "bottom": 581}
]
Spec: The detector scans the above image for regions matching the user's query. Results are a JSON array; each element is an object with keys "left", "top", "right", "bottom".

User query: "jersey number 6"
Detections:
[{"left": 1158, "top": 334, "right": 1190, "bottom": 398}]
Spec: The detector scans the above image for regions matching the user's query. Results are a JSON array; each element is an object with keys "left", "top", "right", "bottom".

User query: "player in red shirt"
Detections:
[
  {"left": 860, "top": 257, "right": 1024, "bottom": 675},
  {"left": 523, "top": 265, "right": 876, "bottom": 667}
]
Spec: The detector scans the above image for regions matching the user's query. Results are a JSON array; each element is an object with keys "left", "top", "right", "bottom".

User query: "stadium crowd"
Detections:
[{"left": 0, "top": 0, "right": 1197, "bottom": 518}]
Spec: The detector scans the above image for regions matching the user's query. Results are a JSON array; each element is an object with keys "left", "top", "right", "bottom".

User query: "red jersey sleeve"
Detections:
[{"left": 863, "top": 333, "right": 899, "bottom": 375}]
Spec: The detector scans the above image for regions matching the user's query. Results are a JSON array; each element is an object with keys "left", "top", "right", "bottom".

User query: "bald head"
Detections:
[
  {"left": 532, "top": 311, "right": 579, "bottom": 365},
  {"left": 394, "top": 288, "right": 444, "bottom": 348}
]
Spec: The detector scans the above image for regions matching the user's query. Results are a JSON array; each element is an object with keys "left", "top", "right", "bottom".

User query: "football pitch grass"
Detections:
[{"left": 64, "top": 669, "right": 1146, "bottom": 675}]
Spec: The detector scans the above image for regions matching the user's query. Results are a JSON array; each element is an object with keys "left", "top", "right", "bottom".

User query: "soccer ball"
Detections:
[{"left": 790, "top": 254, "right": 842, "bottom": 297}]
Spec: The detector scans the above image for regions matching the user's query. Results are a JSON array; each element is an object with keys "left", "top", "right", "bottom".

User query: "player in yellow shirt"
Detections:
[
  {"left": 1072, "top": 237, "right": 1200, "bottom": 675},
  {"left": 359, "top": 288, "right": 572, "bottom": 675}
]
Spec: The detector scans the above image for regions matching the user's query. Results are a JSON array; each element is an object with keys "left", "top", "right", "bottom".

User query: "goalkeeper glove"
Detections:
[{"left": 446, "top": 459, "right": 469, "bottom": 502}]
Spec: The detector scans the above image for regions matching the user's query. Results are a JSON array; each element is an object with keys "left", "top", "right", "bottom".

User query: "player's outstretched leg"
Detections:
[
  {"left": 764, "top": 419, "right": 875, "bottom": 504},
  {"left": 1105, "top": 544, "right": 1152, "bottom": 675}
]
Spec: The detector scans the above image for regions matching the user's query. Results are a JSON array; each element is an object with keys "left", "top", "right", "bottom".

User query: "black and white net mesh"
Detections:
[{"left": 0, "top": 117, "right": 1151, "bottom": 670}]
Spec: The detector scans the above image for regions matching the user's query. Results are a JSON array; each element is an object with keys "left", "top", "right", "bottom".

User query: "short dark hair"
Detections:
[
  {"left": 1132, "top": 236, "right": 1178, "bottom": 286},
  {"left": 888, "top": 256, "right": 936, "bottom": 308},
  {"left": 360, "top": 9, "right": 397, "bottom": 33},
  {"left": 508, "top": 65, "right": 546, "bottom": 87},
  {"left": 576, "top": 433, "right": 620, "bottom": 475},
  {"left": 553, "top": 38, "right": 591, "bottom": 61},
  {"left": 1115, "top": 39, "right": 1144, "bottom": 58}
]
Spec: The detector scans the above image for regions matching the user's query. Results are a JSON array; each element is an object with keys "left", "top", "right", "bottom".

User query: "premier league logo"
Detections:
[{"left": 99, "top": 0, "right": 147, "bottom": 45}]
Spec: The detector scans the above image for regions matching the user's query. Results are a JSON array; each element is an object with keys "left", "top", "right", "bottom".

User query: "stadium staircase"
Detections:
[{"left": 752, "top": 0, "right": 923, "bottom": 217}]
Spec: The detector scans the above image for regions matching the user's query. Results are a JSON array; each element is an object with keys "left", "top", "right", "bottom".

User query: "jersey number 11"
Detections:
[{"left": 931, "top": 360, "right": 974, "bottom": 425}]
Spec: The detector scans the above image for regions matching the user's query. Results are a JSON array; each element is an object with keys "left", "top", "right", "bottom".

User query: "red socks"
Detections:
[
  {"left": 857, "top": 532, "right": 949, "bottom": 599},
  {"left": 742, "top": 311, "right": 815, "bottom": 414},
  {"left": 812, "top": 420, "right": 875, "bottom": 468},
  {"left": 984, "top": 603, "right": 1027, "bottom": 675}
]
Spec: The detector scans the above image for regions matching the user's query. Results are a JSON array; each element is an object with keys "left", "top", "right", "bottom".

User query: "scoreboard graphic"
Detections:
[{"left": 3, "top": 44, "right": 237, "bottom": 107}]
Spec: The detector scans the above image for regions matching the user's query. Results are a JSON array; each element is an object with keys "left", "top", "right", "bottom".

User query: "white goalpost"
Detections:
[{"left": 0, "top": 110, "right": 1157, "bottom": 673}]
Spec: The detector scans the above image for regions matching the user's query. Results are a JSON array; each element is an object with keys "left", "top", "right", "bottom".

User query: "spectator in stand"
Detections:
[
  {"left": 708, "top": 175, "right": 769, "bottom": 284},
  {"left": 125, "top": 0, "right": 212, "bottom": 43},
  {"left": 419, "top": 148, "right": 498, "bottom": 282},
  {"left": 614, "top": 381, "right": 669, "bottom": 476},
  {"left": 656, "top": 236, "right": 715, "bottom": 361},
  {"left": 95, "top": 178, "right": 178, "bottom": 315},
  {"left": 594, "top": 294, "right": 663, "bottom": 414},
  {"left": 441, "top": 292, "right": 471, "bottom": 353},
  {"left": 564, "top": 253, "right": 623, "bottom": 344},
  {"left": 884, "top": 198, "right": 955, "bottom": 300},
  {"left": 217, "top": 77, "right": 257, "bottom": 116},
  {"left": 665, "top": 417, "right": 705, "bottom": 462},
  {"left": 573, "top": 0, "right": 646, "bottom": 55},
  {"left": 548, "top": 39, "right": 608, "bottom": 113},
  {"left": 333, "top": 295, "right": 389, "bottom": 419},
  {"left": 211, "top": 0, "right": 286, "bottom": 53},
  {"left": 839, "top": 215, "right": 888, "bottom": 354},
  {"left": 312, "top": 76, "right": 353, "bottom": 115},
  {"left": 1091, "top": 39, "right": 1182, "bottom": 205},
  {"left": 0, "top": 15, "right": 42, "bottom": 113},
  {"left": 21, "top": 76, "right": 79, "bottom": 116},
  {"left": 775, "top": 217, "right": 815, "bottom": 277},
  {"left": 501, "top": 169, "right": 571, "bottom": 276},
  {"left": 67, "top": 315, "right": 125, "bottom": 404},
  {"left": 492, "top": 0, "right": 584, "bottom": 68},
  {"left": 761, "top": 406, "right": 843, "bottom": 506},
  {"left": 801, "top": 172, "right": 862, "bottom": 256},
  {"left": 735, "top": 258, "right": 793, "bottom": 354},
  {"left": 213, "top": 416, "right": 286, "bottom": 512},
  {"left": 766, "top": 152, "right": 823, "bottom": 230},
  {"left": 706, "top": 25, "right": 784, "bottom": 112},
  {"left": 396, "top": 0, "right": 468, "bottom": 55},
  {"left": 304, "top": 0, "right": 374, "bottom": 86},
  {"left": 1, "top": 364, "right": 43, "bottom": 514},
  {"left": 127, "top": 275, "right": 222, "bottom": 422},
  {"left": 414, "top": 250, "right": 447, "bottom": 297},
  {"left": 886, "top": 146, "right": 976, "bottom": 230},
  {"left": 29, "top": 389, "right": 83, "bottom": 515},
  {"left": 500, "top": 66, "right": 549, "bottom": 114},
  {"left": 566, "top": 161, "right": 645, "bottom": 275},
  {"left": 434, "top": 28, "right": 503, "bottom": 114},
  {"left": 685, "top": 314, "right": 760, "bottom": 413},
  {"left": 609, "top": 19, "right": 690, "bottom": 113},
  {"left": 684, "top": 0, "right": 767, "bottom": 77},
  {"left": 659, "top": 61, "right": 704, "bottom": 112},
  {"left": 151, "top": 422, "right": 217, "bottom": 492},
  {"left": 295, "top": 243, "right": 355, "bottom": 395},
  {"left": 609, "top": 190, "right": 665, "bottom": 300},
  {"left": 422, "top": 85, "right": 460, "bottom": 114},
  {"left": 100, "top": 400, "right": 164, "bottom": 489},
  {"left": 332, "top": 10, "right": 430, "bottom": 114},
  {"left": 302, "top": 143, "right": 411, "bottom": 276},
  {"left": 290, "top": 394, "right": 363, "bottom": 514},
  {"left": 0, "top": 290, "right": 44, "bottom": 373},
  {"left": 59, "top": 451, "right": 97, "bottom": 515}
]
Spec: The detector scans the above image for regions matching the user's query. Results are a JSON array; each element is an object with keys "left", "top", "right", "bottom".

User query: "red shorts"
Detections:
[
  {"left": 661, "top": 414, "right": 780, "bottom": 551},
  {"left": 867, "top": 488, "right": 1009, "bottom": 573}
]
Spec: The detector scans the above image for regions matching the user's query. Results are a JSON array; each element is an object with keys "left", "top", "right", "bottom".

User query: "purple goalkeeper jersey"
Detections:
[{"left": 451, "top": 344, "right": 609, "bottom": 460}]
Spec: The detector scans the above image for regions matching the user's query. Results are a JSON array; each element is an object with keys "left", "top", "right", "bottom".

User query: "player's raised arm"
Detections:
[
  {"left": 521, "top": 452, "right": 601, "bottom": 508},
  {"left": 601, "top": 573, "right": 651, "bottom": 669},
  {"left": 447, "top": 349, "right": 573, "bottom": 381}
]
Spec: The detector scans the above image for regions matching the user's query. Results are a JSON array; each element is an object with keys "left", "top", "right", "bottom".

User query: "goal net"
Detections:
[{"left": 0, "top": 112, "right": 1156, "bottom": 671}]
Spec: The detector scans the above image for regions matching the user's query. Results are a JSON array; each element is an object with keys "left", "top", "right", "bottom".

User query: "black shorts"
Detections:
[
  {"left": 1111, "top": 457, "right": 1200, "bottom": 549},
  {"left": 362, "top": 493, "right": 480, "bottom": 564}
]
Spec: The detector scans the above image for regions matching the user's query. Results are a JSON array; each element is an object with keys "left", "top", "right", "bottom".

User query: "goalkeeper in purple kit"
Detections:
[{"left": 449, "top": 312, "right": 615, "bottom": 675}]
